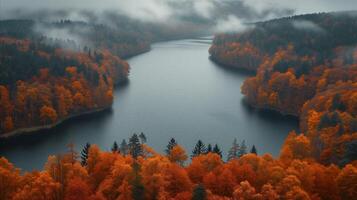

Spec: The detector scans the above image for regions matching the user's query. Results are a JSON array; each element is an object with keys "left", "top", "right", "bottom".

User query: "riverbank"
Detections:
[{"left": 0, "top": 106, "right": 112, "bottom": 139}]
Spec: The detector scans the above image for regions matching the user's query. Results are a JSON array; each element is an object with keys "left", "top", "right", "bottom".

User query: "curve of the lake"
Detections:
[{"left": 0, "top": 38, "right": 299, "bottom": 171}]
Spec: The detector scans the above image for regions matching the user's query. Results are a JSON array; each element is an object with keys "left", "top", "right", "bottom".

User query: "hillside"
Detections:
[
  {"left": 209, "top": 11, "right": 357, "bottom": 72},
  {"left": 0, "top": 37, "right": 129, "bottom": 136},
  {"left": 210, "top": 12, "right": 357, "bottom": 166}
]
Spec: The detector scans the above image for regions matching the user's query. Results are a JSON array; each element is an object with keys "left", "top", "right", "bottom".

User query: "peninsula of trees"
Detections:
[{"left": 209, "top": 12, "right": 357, "bottom": 166}]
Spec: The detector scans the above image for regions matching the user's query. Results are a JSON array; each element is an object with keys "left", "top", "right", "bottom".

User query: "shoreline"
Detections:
[
  {"left": 241, "top": 98, "right": 300, "bottom": 118},
  {"left": 209, "top": 56, "right": 257, "bottom": 75},
  {"left": 0, "top": 44, "right": 153, "bottom": 140},
  {"left": 0, "top": 106, "right": 112, "bottom": 139}
]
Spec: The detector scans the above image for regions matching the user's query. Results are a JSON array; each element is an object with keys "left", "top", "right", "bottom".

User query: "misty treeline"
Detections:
[
  {"left": 210, "top": 11, "right": 357, "bottom": 72},
  {"left": 1, "top": 132, "right": 356, "bottom": 200}
]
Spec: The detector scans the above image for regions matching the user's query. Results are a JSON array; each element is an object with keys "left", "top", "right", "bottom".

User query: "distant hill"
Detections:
[{"left": 210, "top": 11, "right": 357, "bottom": 73}]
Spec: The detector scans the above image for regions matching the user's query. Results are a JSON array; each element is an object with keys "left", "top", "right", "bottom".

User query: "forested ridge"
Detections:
[
  {"left": 0, "top": 19, "right": 157, "bottom": 135},
  {"left": 210, "top": 11, "right": 357, "bottom": 166},
  {"left": 0, "top": 133, "right": 356, "bottom": 200},
  {"left": 0, "top": 36, "right": 129, "bottom": 135}
]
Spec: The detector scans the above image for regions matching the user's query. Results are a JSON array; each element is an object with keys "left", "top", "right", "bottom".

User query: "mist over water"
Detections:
[{"left": 0, "top": 38, "right": 298, "bottom": 171}]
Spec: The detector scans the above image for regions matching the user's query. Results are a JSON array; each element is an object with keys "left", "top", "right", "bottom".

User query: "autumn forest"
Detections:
[{"left": 1, "top": 1, "right": 357, "bottom": 200}]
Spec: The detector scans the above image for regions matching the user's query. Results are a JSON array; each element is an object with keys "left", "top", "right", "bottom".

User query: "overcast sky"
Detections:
[
  {"left": 2, "top": 0, "right": 357, "bottom": 20},
  {"left": 1, "top": 0, "right": 357, "bottom": 33}
]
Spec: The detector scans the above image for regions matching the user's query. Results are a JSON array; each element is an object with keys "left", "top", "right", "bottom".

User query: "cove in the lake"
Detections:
[{"left": 0, "top": 38, "right": 299, "bottom": 171}]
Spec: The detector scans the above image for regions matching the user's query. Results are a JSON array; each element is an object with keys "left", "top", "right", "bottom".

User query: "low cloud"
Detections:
[
  {"left": 3, "top": 0, "right": 355, "bottom": 35},
  {"left": 292, "top": 20, "right": 325, "bottom": 33},
  {"left": 214, "top": 15, "right": 253, "bottom": 33}
]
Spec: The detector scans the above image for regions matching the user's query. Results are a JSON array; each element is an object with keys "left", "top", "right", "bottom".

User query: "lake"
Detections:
[{"left": 0, "top": 38, "right": 299, "bottom": 171}]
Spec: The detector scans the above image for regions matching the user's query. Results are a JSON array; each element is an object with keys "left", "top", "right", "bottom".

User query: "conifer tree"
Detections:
[
  {"left": 213, "top": 144, "right": 223, "bottom": 158},
  {"left": 131, "top": 162, "right": 145, "bottom": 200},
  {"left": 80, "top": 142, "right": 91, "bottom": 166},
  {"left": 207, "top": 144, "right": 212, "bottom": 153},
  {"left": 250, "top": 145, "right": 257, "bottom": 155},
  {"left": 129, "top": 134, "right": 143, "bottom": 159},
  {"left": 165, "top": 138, "right": 178, "bottom": 155},
  {"left": 192, "top": 140, "right": 207, "bottom": 158},
  {"left": 139, "top": 132, "right": 147, "bottom": 144},
  {"left": 111, "top": 141, "right": 119, "bottom": 153}
]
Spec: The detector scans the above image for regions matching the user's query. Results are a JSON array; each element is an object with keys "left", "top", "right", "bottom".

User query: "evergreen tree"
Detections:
[
  {"left": 120, "top": 139, "right": 128, "bottom": 156},
  {"left": 192, "top": 140, "right": 207, "bottom": 158},
  {"left": 165, "top": 138, "right": 178, "bottom": 155},
  {"left": 139, "top": 132, "right": 147, "bottom": 144},
  {"left": 192, "top": 184, "right": 207, "bottom": 200},
  {"left": 80, "top": 142, "right": 91, "bottom": 166},
  {"left": 129, "top": 134, "right": 143, "bottom": 159},
  {"left": 239, "top": 140, "right": 247, "bottom": 157},
  {"left": 111, "top": 141, "right": 119, "bottom": 153},
  {"left": 227, "top": 138, "right": 239, "bottom": 161},
  {"left": 131, "top": 162, "right": 145, "bottom": 200},
  {"left": 207, "top": 144, "right": 213, "bottom": 153},
  {"left": 250, "top": 145, "right": 257, "bottom": 155},
  {"left": 213, "top": 144, "right": 223, "bottom": 158}
]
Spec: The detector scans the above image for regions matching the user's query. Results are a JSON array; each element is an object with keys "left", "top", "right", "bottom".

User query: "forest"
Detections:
[
  {"left": 1, "top": 6, "right": 357, "bottom": 200},
  {"left": 210, "top": 12, "right": 357, "bottom": 166},
  {"left": 0, "top": 133, "right": 356, "bottom": 200},
  {"left": 0, "top": 36, "right": 130, "bottom": 135}
]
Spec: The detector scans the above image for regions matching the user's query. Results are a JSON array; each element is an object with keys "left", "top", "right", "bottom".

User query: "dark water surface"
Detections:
[{"left": 0, "top": 38, "right": 298, "bottom": 171}]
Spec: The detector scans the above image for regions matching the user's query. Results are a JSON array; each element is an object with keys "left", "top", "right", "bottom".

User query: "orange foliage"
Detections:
[{"left": 1, "top": 143, "right": 357, "bottom": 199}]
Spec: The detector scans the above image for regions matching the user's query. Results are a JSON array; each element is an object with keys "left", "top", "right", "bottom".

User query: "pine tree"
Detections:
[
  {"left": 192, "top": 184, "right": 207, "bottom": 200},
  {"left": 227, "top": 138, "right": 239, "bottom": 161},
  {"left": 192, "top": 140, "right": 207, "bottom": 158},
  {"left": 80, "top": 142, "right": 90, "bottom": 166},
  {"left": 131, "top": 162, "right": 145, "bottom": 200},
  {"left": 129, "top": 134, "right": 143, "bottom": 159},
  {"left": 250, "top": 145, "right": 257, "bottom": 155},
  {"left": 165, "top": 138, "right": 178, "bottom": 155},
  {"left": 139, "top": 132, "right": 147, "bottom": 144},
  {"left": 213, "top": 144, "right": 223, "bottom": 158},
  {"left": 111, "top": 141, "right": 119, "bottom": 153},
  {"left": 239, "top": 140, "right": 247, "bottom": 157},
  {"left": 207, "top": 144, "right": 212, "bottom": 153},
  {"left": 120, "top": 139, "right": 128, "bottom": 155}
]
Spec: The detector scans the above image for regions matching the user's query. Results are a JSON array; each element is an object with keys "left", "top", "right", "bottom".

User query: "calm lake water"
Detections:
[{"left": 0, "top": 38, "right": 298, "bottom": 171}]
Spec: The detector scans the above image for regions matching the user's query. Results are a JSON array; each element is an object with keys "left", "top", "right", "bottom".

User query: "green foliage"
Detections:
[
  {"left": 165, "top": 138, "right": 177, "bottom": 155},
  {"left": 192, "top": 140, "right": 207, "bottom": 158},
  {"left": 129, "top": 134, "right": 143, "bottom": 159},
  {"left": 192, "top": 184, "right": 207, "bottom": 200}
]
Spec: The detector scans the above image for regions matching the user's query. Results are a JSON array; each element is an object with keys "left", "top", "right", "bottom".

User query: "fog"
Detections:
[{"left": 1, "top": 0, "right": 357, "bottom": 33}]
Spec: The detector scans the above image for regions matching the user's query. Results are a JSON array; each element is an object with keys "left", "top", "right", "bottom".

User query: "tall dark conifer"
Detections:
[
  {"left": 250, "top": 145, "right": 257, "bottom": 155},
  {"left": 207, "top": 144, "right": 212, "bottom": 153},
  {"left": 111, "top": 141, "right": 119, "bottom": 153},
  {"left": 81, "top": 142, "right": 91, "bottom": 166},
  {"left": 192, "top": 140, "right": 207, "bottom": 158},
  {"left": 165, "top": 138, "right": 178, "bottom": 155},
  {"left": 139, "top": 132, "right": 147, "bottom": 144},
  {"left": 213, "top": 144, "right": 223, "bottom": 158},
  {"left": 129, "top": 134, "right": 143, "bottom": 159}
]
